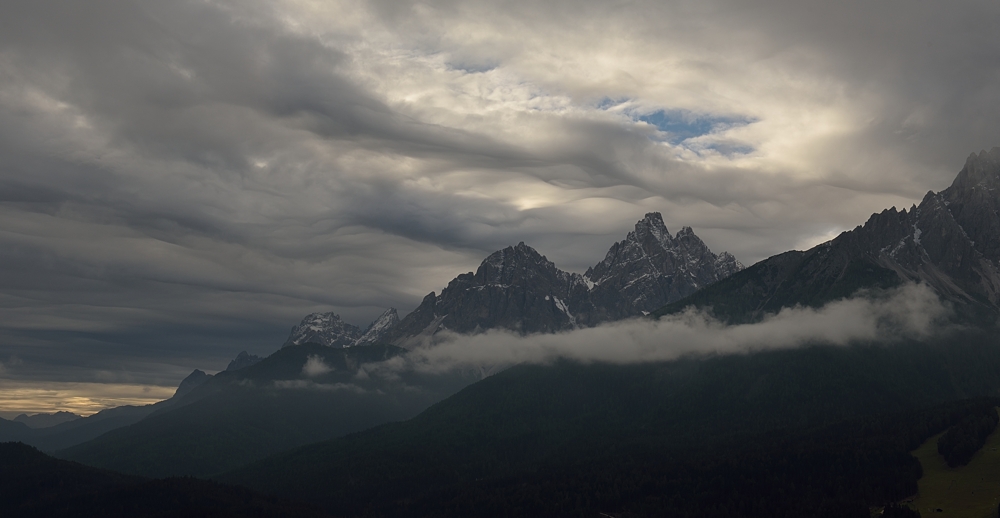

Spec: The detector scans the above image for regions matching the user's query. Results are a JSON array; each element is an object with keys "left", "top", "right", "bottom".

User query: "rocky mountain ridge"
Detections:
[
  {"left": 282, "top": 308, "right": 399, "bottom": 349},
  {"left": 283, "top": 213, "right": 741, "bottom": 348},
  {"left": 290, "top": 148, "right": 1000, "bottom": 346},
  {"left": 585, "top": 212, "right": 744, "bottom": 321},
  {"left": 226, "top": 351, "right": 263, "bottom": 372},
  {"left": 656, "top": 147, "right": 1000, "bottom": 323},
  {"left": 382, "top": 213, "right": 742, "bottom": 346}
]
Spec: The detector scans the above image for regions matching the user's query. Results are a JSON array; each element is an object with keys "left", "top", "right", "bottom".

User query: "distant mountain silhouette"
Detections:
[{"left": 57, "top": 344, "right": 476, "bottom": 477}]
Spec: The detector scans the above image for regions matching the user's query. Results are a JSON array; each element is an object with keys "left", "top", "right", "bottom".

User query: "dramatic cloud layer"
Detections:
[
  {"left": 1, "top": 0, "right": 998, "bottom": 409},
  {"left": 375, "top": 283, "right": 953, "bottom": 373}
]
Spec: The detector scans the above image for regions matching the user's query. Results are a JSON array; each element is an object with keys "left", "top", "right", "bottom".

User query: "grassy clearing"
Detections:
[{"left": 908, "top": 408, "right": 1000, "bottom": 518}]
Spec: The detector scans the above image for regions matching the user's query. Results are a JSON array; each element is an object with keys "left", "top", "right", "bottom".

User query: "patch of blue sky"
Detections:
[
  {"left": 594, "top": 98, "right": 755, "bottom": 154},
  {"left": 637, "top": 109, "right": 755, "bottom": 145}
]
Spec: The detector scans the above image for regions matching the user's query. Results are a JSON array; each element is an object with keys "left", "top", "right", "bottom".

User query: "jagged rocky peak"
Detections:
[
  {"left": 226, "top": 351, "right": 263, "bottom": 372},
  {"left": 659, "top": 146, "right": 1000, "bottom": 324},
  {"left": 584, "top": 212, "right": 744, "bottom": 319},
  {"left": 587, "top": 212, "right": 744, "bottom": 280},
  {"left": 386, "top": 212, "right": 745, "bottom": 344},
  {"left": 840, "top": 159, "right": 1000, "bottom": 306},
  {"left": 386, "top": 242, "right": 594, "bottom": 346},
  {"left": 174, "top": 369, "right": 211, "bottom": 399},
  {"left": 282, "top": 312, "right": 361, "bottom": 348},
  {"left": 950, "top": 147, "right": 1000, "bottom": 192},
  {"left": 941, "top": 147, "right": 1000, "bottom": 264},
  {"left": 636, "top": 212, "right": 674, "bottom": 247},
  {"left": 715, "top": 251, "right": 743, "bottom": 278},
  {"left": 475, "top": 242, "right": 561, "bottom": 285},
  {"left": 283, "top": 309, "right": 401, "bottom": 348},
  {"left": 354, "top": 308, "right": 400, "bottom": 345}
]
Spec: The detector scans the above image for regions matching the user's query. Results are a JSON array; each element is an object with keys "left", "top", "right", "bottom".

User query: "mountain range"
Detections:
[
  {"left": 9, "top": 148, "right": 1000, "bottom": 517},
  {"left": 292, "top": 147, "right": 1000, "bottom": 344}
]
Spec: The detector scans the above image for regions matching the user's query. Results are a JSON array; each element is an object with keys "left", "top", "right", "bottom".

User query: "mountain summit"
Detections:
[
  {"left": 657, "top": 147, "right": 1000, "bottom": 323},
  {"left": 384, "top": 242, "right": 593, "bottom": 345},
  {"left": 282, "top": 308, "right": 401, "bottom": 348},
  {"left": 585, "top": 213, "right": 744, "bottom": 320},
  {"left": 385, "top": 215, "right": 742, "bottom": 346},
  {"left": 283, "top": 214, "right": 741, "bottom": 348}
]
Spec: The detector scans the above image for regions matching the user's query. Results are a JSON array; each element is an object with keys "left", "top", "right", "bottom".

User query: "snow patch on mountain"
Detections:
[{"left": 283, "top": 308, "right": 400, "bottom": 349}]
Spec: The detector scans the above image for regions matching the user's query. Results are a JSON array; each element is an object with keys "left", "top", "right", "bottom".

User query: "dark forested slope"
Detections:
[
  {"left": 0, "top": 442, "right": 329, "bottom": 518},
  {"left": 59, "top": 343, "right": 475, "bottom": 477},
  {"left": 222, "top": 332, "right": 1000, "bottom": 517}
]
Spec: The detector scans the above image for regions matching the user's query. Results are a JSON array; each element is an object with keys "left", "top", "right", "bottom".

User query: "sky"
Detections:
[{"left": 1, "top": 0, "right": 999, "bottom": 415}]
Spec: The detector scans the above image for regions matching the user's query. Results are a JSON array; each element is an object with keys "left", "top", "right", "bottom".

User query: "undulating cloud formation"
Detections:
[
  {"left": 381, "top": 283, "right": 952, "bottom": 373},
  {"left": 1, "top": 0, "right": 999, "bottom": 407}
]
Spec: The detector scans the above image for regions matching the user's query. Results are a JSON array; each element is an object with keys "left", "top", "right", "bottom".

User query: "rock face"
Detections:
[
  {"left": 355, "top": 308, "right": 400, "bottom": 345},
  {"left": 656, "top": 148, "right": 1000, "bottom": 323},
  {"left": 386, "top": 215, "right": 742, "bottom": 346},
  {"left": 385, "top": 243, "right": 595, "bottom": 345},
  {"left": 226, "top": 351, "right": 263, "bottom": 372},
  {"left": 174, "top": 369, "right": 211, "bottom": 399},
  {"left": 284, "top": 213, "right": 742, "bottom": 348},
  {"left": 283, "top": 313, "right": 361, "bottom": 348},
  {"left": 585, "top": 213, "right": 744, "bottom": 320},
  {"left": 282, "top": 309, "right": 401, "bottom": 348}
]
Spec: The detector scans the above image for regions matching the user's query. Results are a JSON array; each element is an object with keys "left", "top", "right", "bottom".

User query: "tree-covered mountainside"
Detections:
[
  {"left": 0, "top": 442, "right": 330, "bottom": 518},
  {"left": 57, "top": 343, "right": 476, "bottom": 478},
  {"left": 937, "top": 405, "right": 999, "bottom": 467},
  {"left": 221, "top": 332, "right": 1000, "bottom": 517}
]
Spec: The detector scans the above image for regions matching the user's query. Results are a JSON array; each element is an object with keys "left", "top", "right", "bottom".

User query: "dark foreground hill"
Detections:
[
  {"left": 58, "top": 343, "right": 476, "bottom": 477},
  {"left": 0, "top": 442, "right": 329, "bottom": 518},
  {"left": 221, "top": 332, "right": 1000, "bottom": 517}
]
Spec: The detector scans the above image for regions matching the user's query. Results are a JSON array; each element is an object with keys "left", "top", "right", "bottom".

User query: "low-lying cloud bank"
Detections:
[{"left": 379, "top": 283, "right": 951, "bottom": 374}]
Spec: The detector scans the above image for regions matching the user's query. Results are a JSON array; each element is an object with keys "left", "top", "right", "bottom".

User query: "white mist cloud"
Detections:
[
  {"left": 301, "top": 355, "right": 333, "bottom": 377},
  {"left": 382, "top": 283, "right": 951, "bottom": 374}
]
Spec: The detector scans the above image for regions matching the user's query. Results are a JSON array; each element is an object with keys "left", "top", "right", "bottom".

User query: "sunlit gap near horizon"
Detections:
[{"left": 0, "top": 380, "right": 176, "bottom": 419}]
